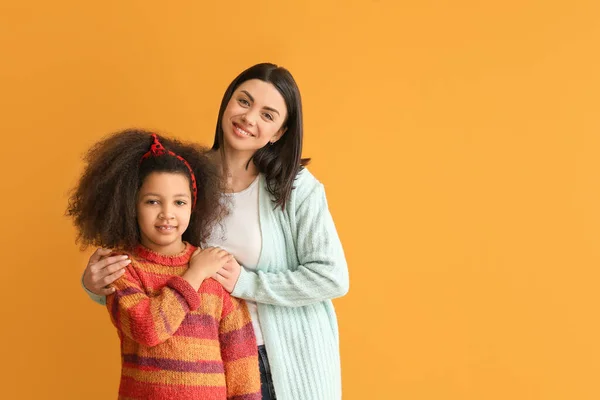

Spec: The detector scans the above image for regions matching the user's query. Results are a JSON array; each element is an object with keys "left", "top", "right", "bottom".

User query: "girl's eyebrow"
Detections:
[{"left": 141, "top": 193, "right": 190, "bottom": 198}]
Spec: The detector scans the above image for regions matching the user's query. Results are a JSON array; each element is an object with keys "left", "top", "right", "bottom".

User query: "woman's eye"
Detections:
[
  {"left": 263, "top": 113, "right": 274, "bottom": 121},
  {"left": 238, "top": 98, "right": 250, "bottom": 106}
]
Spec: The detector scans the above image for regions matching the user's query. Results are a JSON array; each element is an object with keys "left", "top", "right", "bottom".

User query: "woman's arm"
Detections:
[
  {"left": 229, "top": 183, "right": 349, "bottom": 307},
  {"left": 81, "top": 248, "right": 130, "bottom": 305}
]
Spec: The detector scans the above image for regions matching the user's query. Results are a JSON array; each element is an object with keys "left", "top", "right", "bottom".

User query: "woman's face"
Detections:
[{"left": 221, "top": 79, "right": 288, "bottom": 155}]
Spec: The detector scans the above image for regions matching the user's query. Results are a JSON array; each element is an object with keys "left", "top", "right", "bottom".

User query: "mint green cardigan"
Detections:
[{"left": 84, "top": 169, "right": 349, "bottom": 400}]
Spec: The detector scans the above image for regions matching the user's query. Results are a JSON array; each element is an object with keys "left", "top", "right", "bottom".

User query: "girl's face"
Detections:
[
  {"left": 221, "top": 79, "right": 288, "bottom": 155},
  {"left": 136, "top": 172, "right": 192, "bottom": 255}
]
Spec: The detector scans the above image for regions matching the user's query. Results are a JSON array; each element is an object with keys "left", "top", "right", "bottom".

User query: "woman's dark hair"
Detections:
[
  {"left": 212, "top": 62, "right": 310, "bottom": 209},
  {"left": 67, "top": 129, "right": 227, "bottom": 251}
]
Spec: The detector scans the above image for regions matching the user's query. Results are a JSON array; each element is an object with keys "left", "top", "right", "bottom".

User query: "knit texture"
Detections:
[
  {"left": 85, "top": 169, "right": 349, "bottom": 400},
  {"left": 106, "top": 243, "right": 261, "bottom": 400},
  {"left": 231, "top": 169, "right": 349, "bottom": 400}
]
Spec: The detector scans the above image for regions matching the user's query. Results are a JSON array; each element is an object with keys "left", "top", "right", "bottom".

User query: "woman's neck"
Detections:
[{"left": 211, "top": 148, "right": 259, "bottom": 193}]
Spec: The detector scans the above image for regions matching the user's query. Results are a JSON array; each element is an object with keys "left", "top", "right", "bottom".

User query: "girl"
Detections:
[
  {"left": 68, "top": 130, "right": 261, "bottom": 399},
  {"left": 82, "top": 64, "right": 349, "bottom": 400}
]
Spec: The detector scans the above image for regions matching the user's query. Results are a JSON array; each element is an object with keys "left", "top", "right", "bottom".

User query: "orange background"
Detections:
[{"left": 1, "top": 1, "right": 600, "bottom": 399}]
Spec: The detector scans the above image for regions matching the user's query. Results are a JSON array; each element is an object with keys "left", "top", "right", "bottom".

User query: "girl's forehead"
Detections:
[{"left": 140, "top": 172, "right": 191, "bottom": 193}]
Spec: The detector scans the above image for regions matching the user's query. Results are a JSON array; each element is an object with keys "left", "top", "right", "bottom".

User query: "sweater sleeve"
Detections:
[
  {"left": 106, "top": 266, "right": 201, "bottom": 347},
  {"left": 231, "top": 182, "right": 349, "bottom": 307},
  {"left": 219, "top": 294, "right": 261, "bottom": 400}
]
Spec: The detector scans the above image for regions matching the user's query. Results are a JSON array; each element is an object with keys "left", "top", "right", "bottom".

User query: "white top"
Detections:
[{"left": 205, "top": 175, "right": 264, "bottom": 345}]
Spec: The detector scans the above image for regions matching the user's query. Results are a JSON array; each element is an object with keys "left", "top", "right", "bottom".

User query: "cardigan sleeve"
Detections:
[
  {"left": 231, "top": 182, "right": 349, "bottom": 307},
  {"left": 81, "top": 274, "right": 107, "bottom": 306}
]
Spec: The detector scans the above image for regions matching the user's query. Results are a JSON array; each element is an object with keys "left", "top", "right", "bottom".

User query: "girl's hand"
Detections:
[
  {"left": 213, "top": 258, "right": 242, "bottom": 293},
  {"left": 83, "top": 248, "right": 131, "bottom": 295},
  {"left": 183, "top": 247, "right": 233, "bottom": 290}
]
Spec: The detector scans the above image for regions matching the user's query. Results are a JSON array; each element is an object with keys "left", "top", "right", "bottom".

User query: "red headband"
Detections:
[{"left": 141, "top": 134, "right": 198, "bottom": 208}]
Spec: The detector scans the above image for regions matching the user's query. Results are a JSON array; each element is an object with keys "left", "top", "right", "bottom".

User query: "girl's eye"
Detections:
[
  {"left": 238, "top": 98, "right": 250, "bottom": 106},
  {"left": 176, "top": 200, "right": 187, "bottom": 206},
  {"left": 263, "top": 113, "right": 274, "bottom": 121},
  {"left": 146, "top": 200, "right": 159, "bottom": 205}
]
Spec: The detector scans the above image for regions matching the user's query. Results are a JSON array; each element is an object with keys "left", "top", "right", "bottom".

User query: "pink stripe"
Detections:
[
  {"left": 119, "top": 376, "right": 226, "bottom": 399},
  {"left": 229, "top": 393, "right": 262, "bottom": 400},
  {"left": 123, "top": 354, "right": 224, "bottom": 373},
  {"left": 174, "top": 314, "right": 219, "bottom": 339}
]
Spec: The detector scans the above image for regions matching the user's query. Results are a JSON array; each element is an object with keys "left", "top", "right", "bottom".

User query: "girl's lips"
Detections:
[{"left": 155, "top": 225, "right": 176, "bottom": 234}]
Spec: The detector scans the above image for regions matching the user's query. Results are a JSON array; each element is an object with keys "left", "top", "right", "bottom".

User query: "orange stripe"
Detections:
[
  {"left": 122, "top": 337, "right": 221, "bottom": 361},
  {"left": 122, "top": 366, "right": 226, "bottom": 386}
]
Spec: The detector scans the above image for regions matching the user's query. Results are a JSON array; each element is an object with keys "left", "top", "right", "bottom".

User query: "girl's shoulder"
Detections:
[{"left": 197, "top": 279, "right": 241, "bottom": 319}]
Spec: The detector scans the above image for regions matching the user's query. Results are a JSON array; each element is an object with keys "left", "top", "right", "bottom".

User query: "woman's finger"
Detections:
[
  {"left": 99, "top": 286, "right": 116, "bottom": 295},
  {"left": 216, "top": 269, "right": 231, "bottom": 279},
  {"left": 99, "top": 258, "right": 131, "bottom": 278},
  {"left": 100, "top": 269, "right": 126, "bottom": 287},
  {"left": 93, "top": 255, "right": 129, "bottom": 273},
  {"left": 88, "top": 248, "right": 112, "bottom": 265}
]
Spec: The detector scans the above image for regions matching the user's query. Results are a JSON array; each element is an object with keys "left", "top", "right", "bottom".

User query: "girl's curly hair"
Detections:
[{"left": 67, "top": 129, "right": 227, "bottom": 251}]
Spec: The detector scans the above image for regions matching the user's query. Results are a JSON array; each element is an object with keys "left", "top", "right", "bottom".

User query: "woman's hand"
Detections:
[
  {"left": 183, "top": 247, "right": 233, "bottom": 290},
  {"left": 83, "top": 248, "right": 131, "bottom": 295},
  {"left": 213, "top": 258, "right": 242, "bottom": 293}
]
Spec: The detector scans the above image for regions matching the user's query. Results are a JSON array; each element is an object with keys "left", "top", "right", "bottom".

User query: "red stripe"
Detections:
[
  {"left": 199, "top": 278, "right": 226, "bottom": 296},
  {"left": 221, "top": 292, "right": 235, "bottom": 317},
  {"left": 221, "top": 338, "right": 258, "bottom": 362},
  {"left": 129, "top": 299, "right": 160, "bottom": 345}
]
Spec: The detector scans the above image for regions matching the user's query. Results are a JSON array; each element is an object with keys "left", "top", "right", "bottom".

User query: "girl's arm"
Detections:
[
  {"left": 106, "top": 267, "right": 201, "bottom": 347},
  {"left": 219, "top": 294, "right": 261, "bottom": 399}
]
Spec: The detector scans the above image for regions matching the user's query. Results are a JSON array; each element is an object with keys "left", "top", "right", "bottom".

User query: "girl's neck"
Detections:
[
  {"left": 211, "top": 148, "right": 260, "bottom": 193},
  {"left": 135, "top": 240, "right": 193, "bottom": 266},
  {"left": 139, "top": 238, "right": 186, "bottom": 256}
]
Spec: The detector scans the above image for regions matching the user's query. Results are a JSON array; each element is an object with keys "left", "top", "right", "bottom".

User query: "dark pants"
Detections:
[{"left": 258, "top": 345, "right": 277, "bottom": 400}]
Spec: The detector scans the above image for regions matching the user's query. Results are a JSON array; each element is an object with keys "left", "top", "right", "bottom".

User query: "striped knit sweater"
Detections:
[
  {"left": 106, "top": 242, "right": 261, "bottom": 400},
  {"left": 86, "top": 169, "right": 349, "bottom": 399}
]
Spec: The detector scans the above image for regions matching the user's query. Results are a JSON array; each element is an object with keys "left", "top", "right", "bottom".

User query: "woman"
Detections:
[{"left": 82, "top": 63, "right": 349, "bottom": 400}]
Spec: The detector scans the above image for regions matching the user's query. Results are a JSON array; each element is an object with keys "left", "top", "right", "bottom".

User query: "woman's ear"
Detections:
[{"left": 270, "top": 126, "right": 288, "bottom": 144}]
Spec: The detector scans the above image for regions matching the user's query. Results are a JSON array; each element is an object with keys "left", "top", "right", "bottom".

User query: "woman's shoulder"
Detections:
[
  {"left": 258, "top": 168, "right": 325, "bottom": 211},
  {"left": 291, "top": 168, "right": 323, "bottom": 204},
  {"left": 295, "top": 167, "right": 319, "bottom": 186}
]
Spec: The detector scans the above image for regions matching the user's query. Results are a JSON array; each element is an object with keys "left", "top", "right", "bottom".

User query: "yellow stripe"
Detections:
[
  {"left": 224, "top": 356, "right": 262, "bottom": 395},
  {"left": 220, "top": 297, "right": 252, "bottom": 334},
  {"left": 136, "top": 266, "right": 187, "bottom": 276}
]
